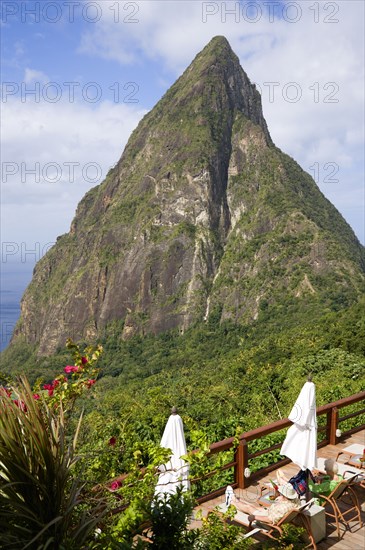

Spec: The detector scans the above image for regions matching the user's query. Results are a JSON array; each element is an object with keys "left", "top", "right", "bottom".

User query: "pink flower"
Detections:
[
  {"left": 86, "top": 379, "right": 96, "bottom": 388},
  {"left": 109, "top": 437, "right": 116, "bottom": 446},
  {"left": 33, "top": 394, "right": 40, "bottom": 400},
  {"left": 64, "top": 365, "right": 79, "bottom": 374},
  {"left": 110, "top": 480, "right": 121, "bottom": 491},
  {"left": 43, "top": 379, "right": 59, "bottom": 394},
  {"left": 81, "top": 356, "right": 88, "bottom": 364}
]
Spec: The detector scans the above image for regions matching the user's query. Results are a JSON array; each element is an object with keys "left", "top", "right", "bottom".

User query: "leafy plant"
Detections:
[
  {"left": 0, "top": 378, "right": 106, "bottom": 549},
  {"left": 149, "top": 487, "right": 197, "bottom": 549},
  {"left": 261, "top": 523, "right": 307, "bottom": 549},
  {"left": 192, "top": 506, "right": 252, "bottom": 549}
]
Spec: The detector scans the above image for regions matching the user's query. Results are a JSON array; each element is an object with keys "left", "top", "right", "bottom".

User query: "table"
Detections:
[
  {"left": 258, "top": 486, "right": 277, "bottom": 507},
  {"left": 303, "top": 504, "right": 326, "bottom": 543}
]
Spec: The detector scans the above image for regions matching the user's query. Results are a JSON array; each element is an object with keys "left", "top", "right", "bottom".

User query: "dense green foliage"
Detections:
[
  {"left": 2, "top": 298, "right": 364, "bottom": 485},
  {"left": 0, "top": 347, "right": 315, "bottom": 548}
]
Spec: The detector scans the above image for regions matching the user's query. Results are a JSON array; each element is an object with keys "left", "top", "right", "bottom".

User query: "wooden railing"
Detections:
[{"left": 196, "top": 390, "right": 365, "bottom": 503}]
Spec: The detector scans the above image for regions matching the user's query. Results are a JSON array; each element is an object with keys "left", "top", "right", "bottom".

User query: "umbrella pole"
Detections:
[{"left": 305, "top": 469, "right": 309, "bottom": 503}]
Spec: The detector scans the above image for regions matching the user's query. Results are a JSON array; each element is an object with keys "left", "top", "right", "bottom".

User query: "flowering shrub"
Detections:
[
  {"left": 33, "top": 338, "right": 103, "bottom": 412},
  {"left": 0, "top": 339, "right": 107, "bottom": 548}
]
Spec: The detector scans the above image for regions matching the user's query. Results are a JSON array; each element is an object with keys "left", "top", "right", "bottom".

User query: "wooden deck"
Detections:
[{"left": 192, "top": 429, "right": 365, "bottom": 549}]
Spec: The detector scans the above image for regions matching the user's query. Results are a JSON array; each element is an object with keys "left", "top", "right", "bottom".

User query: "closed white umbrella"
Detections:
[
  {"left": 280, "top": 379, "right": 317, "bottom": 471},
  {"left": 155, "top": 407, "right": 190, "bottom": 500}
]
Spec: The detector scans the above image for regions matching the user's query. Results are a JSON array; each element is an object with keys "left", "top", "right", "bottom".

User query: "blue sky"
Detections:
[{"left": 1, "top": 0, "right": 364, "bottom": 271}]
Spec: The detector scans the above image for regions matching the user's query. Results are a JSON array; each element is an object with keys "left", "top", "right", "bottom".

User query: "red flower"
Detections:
[
  {"left": 33, "top": 394, "right": 40, "bottom": 400},
  {"left": 109, "top": 436, "right": 116, "bottom": 446},
  {"left": 81, "top": 356, "right": 88, "bottom": 364},
  {"left": 44, "top": 379, "right": 59, "bottom": 394},
  {"left": 86, "top": 379, "right": 96, "bottom": 388},
  {"left": 64, "top": 365, "right": 79, "bottom": 374},
  {"left": 110, "top": 480, "right": 121, "bottom": 491}
]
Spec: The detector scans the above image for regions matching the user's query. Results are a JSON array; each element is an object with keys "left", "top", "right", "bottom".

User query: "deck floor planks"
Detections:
[{"left": 193, "top": 429, "right": 365, "bottom": 549}]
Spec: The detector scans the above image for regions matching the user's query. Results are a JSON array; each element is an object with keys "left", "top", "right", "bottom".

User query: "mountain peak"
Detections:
[
  {"left": 208, "top": 35, "right": 231, "bottom": 46},
  {"left": 160, "top": 36, "right": 271, "bottom": 144},
  {"left": 199, "top": 35, "right": 235, "bottom": 58},
  {"left": 9, "top": 37, "right": 365, "bottom": 355},
  {"left": 188, "top": 35, "right": 240, "bottom": 79}
]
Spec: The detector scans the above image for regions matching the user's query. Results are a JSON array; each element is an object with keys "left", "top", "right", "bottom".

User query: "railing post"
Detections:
[
  {"left": 234, "top": 438, "right": 248, "bottom": 489},
  {"left": 329, "top": 406, "right": 339, "bottom": 445},
  {"left": 326, "top": 410, "right": 331, "bottom": 443}
]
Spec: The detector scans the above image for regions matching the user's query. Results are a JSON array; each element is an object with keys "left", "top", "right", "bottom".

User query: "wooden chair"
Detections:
[
  {"left": 216, "top": 499, "right": 317, "bottom": 549},
  {"left": 315, "top": 475, "right": 362, "bottom": 539}
]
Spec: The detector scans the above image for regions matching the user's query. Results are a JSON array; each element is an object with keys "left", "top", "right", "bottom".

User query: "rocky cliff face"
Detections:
[{"left": 13, "top": 36, "right": 365, "bottom": 355}]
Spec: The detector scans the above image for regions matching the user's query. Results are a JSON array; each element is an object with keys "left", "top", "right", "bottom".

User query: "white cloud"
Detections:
[
  {"left": 24, "top": 68, "right": 49, "bottom": 84},
  {"left": 1, "top": 98, "right": 146, "bottom": 243},
  {"left": 78, "top": 1, "right": 209, "bottom": 70}
]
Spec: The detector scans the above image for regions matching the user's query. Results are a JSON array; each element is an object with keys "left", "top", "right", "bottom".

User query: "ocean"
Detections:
[{"left": 0, "top": 262, "right": 34, "bottom": 352}]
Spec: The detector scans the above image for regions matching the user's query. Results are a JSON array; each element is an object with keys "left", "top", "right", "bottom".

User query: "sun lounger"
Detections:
[{"left": 216, "top": 498, "right": 317, "bottom": 549}]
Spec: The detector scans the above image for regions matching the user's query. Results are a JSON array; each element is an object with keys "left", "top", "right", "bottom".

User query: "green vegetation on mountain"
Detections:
[
  {"left": 8, "top": 36, "right": 363, "bottom": 356},
  {"left": 2, "top": 298, "right": 364, "bottom": 455}
]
